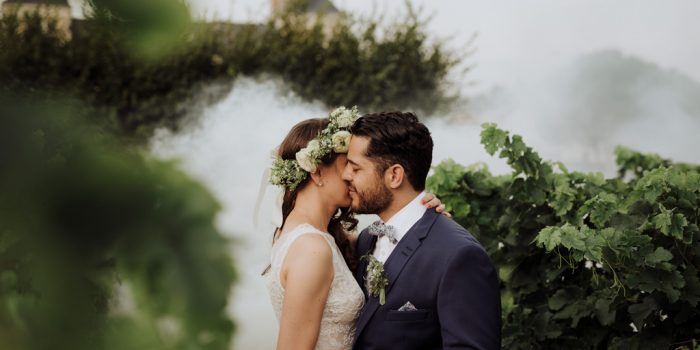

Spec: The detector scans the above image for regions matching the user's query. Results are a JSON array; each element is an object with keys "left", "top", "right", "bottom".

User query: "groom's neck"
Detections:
[{"left": 378, "top": 189, "right": 421, "bottom": 222}]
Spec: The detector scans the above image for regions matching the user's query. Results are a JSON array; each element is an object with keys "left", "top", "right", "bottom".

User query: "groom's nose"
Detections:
[{"left": 341, "top": 163, "right": 352, "bottom": 181}]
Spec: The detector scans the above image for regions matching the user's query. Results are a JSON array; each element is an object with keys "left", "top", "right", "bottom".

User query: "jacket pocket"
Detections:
[{"left": 385, "top": 309, "right": 430, "bottom": 322}]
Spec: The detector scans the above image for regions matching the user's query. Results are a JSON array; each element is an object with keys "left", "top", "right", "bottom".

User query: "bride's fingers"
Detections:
[
  {"left": 425, "top": 196, "right": 442, "bottom": 208},
  {"left": 436, "top": 204, "right": 452, "bottom": 218},
  {"left": 421, "top": 192, "right": 436, "bottom": 204}
]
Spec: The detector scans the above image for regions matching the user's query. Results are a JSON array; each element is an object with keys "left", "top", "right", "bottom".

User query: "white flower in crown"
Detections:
[
  {"left": 329, "top": 106, "right": 344, "bottom": 118},
  {"left": 331, "top": 106, "right": 358, "bottom": 129},
  {"left": 306, "top": 139, "right": 321, "bottom": 154},
  {"left": 295, "top": 147, "right": 317, "bottom": 173},
  {"left": 332, "top": 130, "right": 351, "bottom": 153}
]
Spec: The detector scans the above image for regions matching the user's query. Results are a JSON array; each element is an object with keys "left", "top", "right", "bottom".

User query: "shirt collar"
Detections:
[{"left": 384, "top": 191, "right": 427, "bottom": 244}]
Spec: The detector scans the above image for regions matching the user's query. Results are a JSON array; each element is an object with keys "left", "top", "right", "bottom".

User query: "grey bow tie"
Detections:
[{"left": 367, "top": 221, "right": 398, "bottom": 244}]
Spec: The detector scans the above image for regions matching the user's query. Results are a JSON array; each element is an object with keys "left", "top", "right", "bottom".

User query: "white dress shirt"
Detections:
[{"left": 372, "top": 191, "right": 427, "bottom": 263}]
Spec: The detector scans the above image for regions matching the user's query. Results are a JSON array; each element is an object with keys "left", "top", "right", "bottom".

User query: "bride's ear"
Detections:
[{"left": 309, "top": 169, "right": 324, "bottom": 187}]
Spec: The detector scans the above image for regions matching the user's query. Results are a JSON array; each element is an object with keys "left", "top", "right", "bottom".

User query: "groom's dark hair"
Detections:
[{"left": 351, "top": 111, "right": 433, "bottom": 191}]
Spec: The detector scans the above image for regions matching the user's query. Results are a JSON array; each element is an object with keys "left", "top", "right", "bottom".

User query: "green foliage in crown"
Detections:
[
  {"left": 270, "top": 158, "right": 308, "bottom": 191},
  {"left": 427, "top": 123, "right": 700, "bottom": 349}
]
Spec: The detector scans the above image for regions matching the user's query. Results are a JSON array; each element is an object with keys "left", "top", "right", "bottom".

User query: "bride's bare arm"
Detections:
[{"left": 277, "top": 234, "right": 334, "bottom": 350}]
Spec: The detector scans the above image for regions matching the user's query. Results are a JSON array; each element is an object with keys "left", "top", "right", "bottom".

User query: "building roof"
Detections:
[
  {"left": 3, "top": 0, "right": 70, "bottom": 5},
  {"left": 307, "top": 0, "right": 338, "bottom": 14}
]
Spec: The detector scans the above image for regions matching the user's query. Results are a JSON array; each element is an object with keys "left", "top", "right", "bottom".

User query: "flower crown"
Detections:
[{"left": 270, "top": 106, "right": 360, "bottom": 190}]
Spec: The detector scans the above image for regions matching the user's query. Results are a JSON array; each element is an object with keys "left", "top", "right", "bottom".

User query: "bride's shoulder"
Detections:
[
  {"left": 283, "top": 231, "right": 334, "bottom": 274},
  {"left": 278, "top": 223, "right": 331, "bottom": 250},
  {"left": 288, "top": 232, "right": 332, "bottom": 255}
]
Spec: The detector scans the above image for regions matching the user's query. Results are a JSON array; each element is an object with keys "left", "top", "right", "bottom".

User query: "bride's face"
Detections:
[{"left": 319, "top": 154, "right": 352, "bottom": 209}]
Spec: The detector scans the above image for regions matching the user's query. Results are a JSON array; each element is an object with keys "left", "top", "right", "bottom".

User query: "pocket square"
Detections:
[{"left": 398, "top": 301, "right": 418, "bottom": 311}]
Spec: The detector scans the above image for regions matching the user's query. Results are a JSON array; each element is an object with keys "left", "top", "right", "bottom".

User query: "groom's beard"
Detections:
[{"left": 351, "top": 180, "right": 393, "bottom": 215}]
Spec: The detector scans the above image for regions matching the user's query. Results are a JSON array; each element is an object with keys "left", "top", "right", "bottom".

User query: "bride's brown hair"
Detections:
[{"left": 265, "top": 118, "right": 358, "bottom": 273}]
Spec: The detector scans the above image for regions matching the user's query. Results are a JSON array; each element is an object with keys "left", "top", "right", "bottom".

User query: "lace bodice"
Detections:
[{"left": 265, "top": 224, "right": 365, "bottom": 350}]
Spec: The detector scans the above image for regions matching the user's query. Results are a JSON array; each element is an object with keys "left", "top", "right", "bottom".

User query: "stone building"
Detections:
[
  {"left": 1, "top": 0, "right": 72, "bottom": 40},
  {"left": 270, "top": 0, "right": 341, "bottom": 34}
]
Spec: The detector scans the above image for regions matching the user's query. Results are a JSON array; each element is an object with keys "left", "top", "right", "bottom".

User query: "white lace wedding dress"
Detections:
[{"left": 265, "top": 223, "right": 365, "bottom": 350}]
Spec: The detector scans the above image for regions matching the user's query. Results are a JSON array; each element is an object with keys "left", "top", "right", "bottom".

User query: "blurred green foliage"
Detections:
[
  {"left": 428, "top": 125, "right": 700, "bottom": 349},
  {"left": 0, "top": 1, "right": 459, "bottom": 347},
  {"left": 0, "top": 95, "right": 237, "bottom": 350},
  {"left": 0, "top": 1, "right": 461, "bottom": 141}
]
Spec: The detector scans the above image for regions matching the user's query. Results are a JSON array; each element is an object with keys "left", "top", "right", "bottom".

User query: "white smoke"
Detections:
[{"left": 150, "top": 77, "right": 328, "bottom": 349}]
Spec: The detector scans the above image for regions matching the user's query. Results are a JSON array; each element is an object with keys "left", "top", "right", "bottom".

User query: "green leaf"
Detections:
[
  {"left": 579, "top": 192, "right": 619, "bottom": 227},
  {"left": 552, "top": 301, "right": 591, "bottom": 327},
  {"left": 559, "top": 224, "right": 586, "bottom": 251},
  {"left": 652, "top": 205, "right": 673, "bottom": 235},
  {"left": 682, "top": 266, "right": 700, "bottom": 307},
  {"left": 535, "top": 224, "right": 604, "bottom": 262},
  {"left": 550, "top": 175, "right": 576, "bottom": 217},
  {"left": 644, "top": 247, "right": 673, "bottom": 266},
  {"left": 652, "top": 205, "right": 689, "bottom": 240},
  {"left": 548, "top": 289, "right": 570, "bottom": 311},
  {"left": 634, "top": 168, "right": 670, "bottom": 203},
  {"left": 480, "top": 123, "right": 508, "bottom": 156},
  {"left": 594, "top": 298, "right": 617, "bottom": 326},
  {"left": 669, "top": 213, "right": 688, "bottom": 240},
  {"left": 628, "top": 270, "right": 685, "bottom": 303},
  {"left": 534, "top": 226, "right": 562, "bottom": 251},
  {"left": 628, "top": 296, "right": 657, "bottom": 331}
]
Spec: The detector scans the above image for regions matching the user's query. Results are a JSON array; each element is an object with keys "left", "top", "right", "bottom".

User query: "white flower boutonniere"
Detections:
[{"left": 362, "top": 254, "right": 389, "bottom": 305}]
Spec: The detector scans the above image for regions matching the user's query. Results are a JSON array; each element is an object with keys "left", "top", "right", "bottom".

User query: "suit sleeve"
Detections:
[{"left": 437, "top": 244, "right": 501, "bottom": 350}]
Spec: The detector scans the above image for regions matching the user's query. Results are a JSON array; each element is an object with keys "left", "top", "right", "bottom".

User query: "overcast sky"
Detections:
[{"left": 188, "top": 0, "right": 700, "bottom": 87}]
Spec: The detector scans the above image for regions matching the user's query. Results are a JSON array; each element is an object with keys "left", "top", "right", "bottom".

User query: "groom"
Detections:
[{"left": 342, "top": 111, "right": 501, "bottom": 350}]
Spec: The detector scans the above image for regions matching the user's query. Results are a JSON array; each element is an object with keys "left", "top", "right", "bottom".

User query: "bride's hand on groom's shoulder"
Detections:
[{"left": 422, "top": 193, "right": 452, "bottom": 219}]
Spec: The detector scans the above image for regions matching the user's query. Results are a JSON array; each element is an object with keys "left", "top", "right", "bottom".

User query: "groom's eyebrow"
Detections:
[{"left": 347, "top": 158, "right": 360, "bottom": 167}]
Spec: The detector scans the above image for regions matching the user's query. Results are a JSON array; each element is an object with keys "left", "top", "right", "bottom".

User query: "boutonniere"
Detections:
[{"left": 361, "top": 254, "right": 389, "bottom": 305}]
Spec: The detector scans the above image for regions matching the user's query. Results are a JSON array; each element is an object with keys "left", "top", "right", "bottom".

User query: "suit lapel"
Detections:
[
  {"left": 382, "top": 210, "right": 437, "bottom": 294},
  {"left": 353, "top": 210, "right": 440, "bottom": 341}
]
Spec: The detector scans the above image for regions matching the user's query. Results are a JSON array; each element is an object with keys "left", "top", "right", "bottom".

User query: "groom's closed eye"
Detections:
[{"left": 347, "top": 159, "right": 360, "bottom": 171}]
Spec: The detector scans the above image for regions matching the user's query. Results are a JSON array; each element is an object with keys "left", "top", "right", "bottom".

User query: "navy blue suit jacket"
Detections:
[{"left": 353, "top": 209, "right": 501, "bottom": 350}]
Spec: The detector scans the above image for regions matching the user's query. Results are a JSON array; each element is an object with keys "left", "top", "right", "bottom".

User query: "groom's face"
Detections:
[{"left": 342, "top": 135, "right": 392, "bottom": 214}]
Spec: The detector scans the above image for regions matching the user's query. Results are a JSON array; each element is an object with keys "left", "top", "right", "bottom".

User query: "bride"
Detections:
[{"left": 264, "top": 107, "right": 446, "bottom": 350}]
